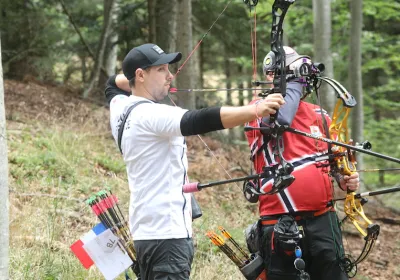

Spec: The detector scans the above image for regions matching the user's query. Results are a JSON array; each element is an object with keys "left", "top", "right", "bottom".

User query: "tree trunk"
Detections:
[
  {"left": 154, "top": 0, "right": 177, "bottom": 105},
  {"left": 225, "top": 57, "right": 232, "bottom": 106},
  {"left": 155, "top": 0, "right": 177, "bottom": 52},
  {"left": 0, "top": 36, "right": 10, "bottom": 280},
  {"left": 247, "top": 79, "right": 253, "bottom": 103},
  {"left": 238, "top": 66, "right": 245, "bottom": 141},
  {"left": 175, "top": 0, "right": 195, "bottom": 109},
  {"left": 196, "top": 44, "right": 205, "bottom": 108},
  {"left": 312, "top": 0, "right": 335, "bottom": 114},
  {"left": 191, "top": 38, "right": 202, "bottom": 103},
  {"left": 103, "top": 0, "right": 120, "bottom": 77},
  {"left": 83, "top": 0, "right": 116, "bottom": 98},
  {"left": 148, "top": 0, "right": 157, "bottom": 42},
  {"left": 283, "top": 21, "right": 289, "bottom": 46},
  {"left": 349, "top": 0, "right": 364, "bottom": 186},
  {"left": 80, "top": 55, "right": 87, "bottom": 85},
  {"left": 238, "top": 66, "right": 244, "bottom": 107},
  {"left": 379, "top": 170, "right": 385, "bottom": 186}
]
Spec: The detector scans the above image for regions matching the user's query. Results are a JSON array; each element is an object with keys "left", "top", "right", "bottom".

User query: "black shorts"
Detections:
[
  {"left": 260, "top": 211, "right": 349, "bottom": 280},
  {"left": 134, "top": 238, "right": 194, "bottom": 280}
]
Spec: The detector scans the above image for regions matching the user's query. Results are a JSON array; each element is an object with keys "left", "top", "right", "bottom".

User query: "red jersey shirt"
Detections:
[{"left": 246, "top": 101, "right": 334, "bottom": 216}]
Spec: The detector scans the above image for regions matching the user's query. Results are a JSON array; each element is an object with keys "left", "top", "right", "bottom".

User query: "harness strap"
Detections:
[
  {"left": 260, "top": 206, "right": 334, "bottom": 226},
  {"left": 118, "top": 100, "right": 151, "bottom": 154}
]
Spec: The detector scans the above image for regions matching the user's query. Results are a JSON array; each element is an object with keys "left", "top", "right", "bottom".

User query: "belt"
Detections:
[{"left": 260, "top": 206, "right": 334, "bottom": 226}]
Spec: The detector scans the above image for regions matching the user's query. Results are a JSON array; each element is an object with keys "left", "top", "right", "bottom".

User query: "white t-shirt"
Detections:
[{"left": 109, "top": 94, "right": 192, "bottom": 240}]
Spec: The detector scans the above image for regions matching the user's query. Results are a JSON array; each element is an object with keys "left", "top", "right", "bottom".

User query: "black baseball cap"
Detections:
[{"left": 122, "top": 43, "right": 182, "bottom": 80}]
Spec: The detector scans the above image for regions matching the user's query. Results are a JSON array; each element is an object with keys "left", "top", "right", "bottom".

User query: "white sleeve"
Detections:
[{"left": 137, "top": 103, "right": 188, "bottom": 137}]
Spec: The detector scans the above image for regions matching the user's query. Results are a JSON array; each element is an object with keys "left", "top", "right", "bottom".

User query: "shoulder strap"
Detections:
[{"left": 118, "top": 100, "right": 151, "bottom": 154}]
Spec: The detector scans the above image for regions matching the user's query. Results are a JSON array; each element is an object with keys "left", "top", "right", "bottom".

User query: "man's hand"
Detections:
[
  {"left": 256, "top": 93, "right": 285, "bottom": 117},
  {"left": 340, "top": 172, "right": 360, "bottom": 192}
]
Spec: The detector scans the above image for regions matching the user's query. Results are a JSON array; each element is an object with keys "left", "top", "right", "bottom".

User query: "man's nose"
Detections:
[{"left": 167, "top": 70, "right": 173, "bottom": 80}]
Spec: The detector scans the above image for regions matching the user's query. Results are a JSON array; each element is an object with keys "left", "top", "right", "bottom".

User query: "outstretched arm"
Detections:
[
  {"left": 261, "top": 82, "right": 303, "bottom": 126},
  {"left": 180, "top": 94, "right": 285, "bottom": 136}
]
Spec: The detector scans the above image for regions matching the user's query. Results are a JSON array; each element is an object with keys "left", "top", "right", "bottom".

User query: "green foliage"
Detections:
[
  {"left": 9, "top": 130, "right": 76, "bottom": 185},
  {"left": 95, "top": 154, "right": 126, "bottom": 174},
  {"left": 8, "top": 120, "right": 132, "bottom": 279},
  {"left": 3, "top": 2, "right": 399, "bottom": 280}
]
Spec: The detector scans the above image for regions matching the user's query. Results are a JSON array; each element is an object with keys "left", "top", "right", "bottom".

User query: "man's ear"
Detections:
[{"left": 135, "top": 69, "right": 144, "bottom": 81}]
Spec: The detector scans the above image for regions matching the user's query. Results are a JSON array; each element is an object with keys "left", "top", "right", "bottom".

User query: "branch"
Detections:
[{"left": 57, "top": 0, "right": 108, "bottom": 77}]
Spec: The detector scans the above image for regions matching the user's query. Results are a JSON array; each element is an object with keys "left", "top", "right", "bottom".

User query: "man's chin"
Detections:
[{"left": 154, "top": 92, "right": 168, "bottom": 102}]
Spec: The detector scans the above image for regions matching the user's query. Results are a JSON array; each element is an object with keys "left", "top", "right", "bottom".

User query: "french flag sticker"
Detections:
[{"left": 70, "top": 223, "right": 107, "bottom": 269}]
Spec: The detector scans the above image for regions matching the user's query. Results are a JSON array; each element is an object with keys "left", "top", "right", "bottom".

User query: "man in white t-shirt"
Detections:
[{"left": 105, "top": 43, "right": 285, "bottom": 280}]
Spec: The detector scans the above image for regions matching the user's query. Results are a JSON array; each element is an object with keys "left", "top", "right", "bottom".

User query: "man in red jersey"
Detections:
[{"left": 244, "top": 46, "right": 359, "bottom": 280}]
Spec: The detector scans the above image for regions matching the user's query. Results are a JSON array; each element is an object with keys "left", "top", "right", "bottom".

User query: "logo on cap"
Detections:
[{"left": 152, "top": 45, "right": 164, "bottom": 55}]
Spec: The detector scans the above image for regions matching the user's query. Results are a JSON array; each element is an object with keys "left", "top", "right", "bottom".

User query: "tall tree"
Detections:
[
  {"left": 313, "top": 0, "right": 335, "bottom": 114},
  {"left": 84, "top": 0, "right": 117, "bottom": 98},
  {"left": 175, "top": 0, "right": 195, "bottom": 109},
  {"left": 103, "top": 0, "right": 120, "bottom": 77},
  {"left": 349, "top": 0, "right": 364, "bottom": 180},
  {"left": 155, "top": 0, "right": 177, "bottom": 52},
  {"left": 148, "top": 0, "right": 157, "bottom": 42},
  {"left": 0, "top": 36, "right": 10, "bottom": 280}
]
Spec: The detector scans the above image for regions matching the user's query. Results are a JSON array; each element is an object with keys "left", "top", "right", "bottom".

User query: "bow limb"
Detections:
[
  {"left": 318, "top": 77, "right": 357, "bottom": 176},
  {"left": 317, "top": 76, "right": 380, "bottom": 273},
  {"left": 343, "top": 193, "right": 374, "bottom": 237}
]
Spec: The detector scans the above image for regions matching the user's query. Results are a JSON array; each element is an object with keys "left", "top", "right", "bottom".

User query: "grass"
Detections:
[
  {"left": 7, "top": 105, "right": 399, "bottom": 280},
  {"left": 7, "top": 114, "right": 259, "bottom": 280},
  {"left": 8, "top": 120, "right": 131, "bottom": 279}
]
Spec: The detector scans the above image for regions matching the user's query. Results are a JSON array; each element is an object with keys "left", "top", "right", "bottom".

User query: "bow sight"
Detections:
[
  {"left": 256, "top": 60, "right": 325, "bottom": 95},
  {"left": 292, "top": 61, "right": 325, "bottom": 78}
]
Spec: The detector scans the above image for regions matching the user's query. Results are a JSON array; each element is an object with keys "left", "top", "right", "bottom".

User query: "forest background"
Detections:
[{"left": 0, "top": 0, "right": 399, "bottom": 279}]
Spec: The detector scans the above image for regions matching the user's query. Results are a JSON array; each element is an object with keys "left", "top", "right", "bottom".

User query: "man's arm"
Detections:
[
  {"left": 180, "top": 94, "right": 285, "bottom": 136},
  {"left": 220, "top": 94, "right": 283, "bottom": 128},
  {"left": 104, "top": 74, "right": 131, "bottom": 104},
  {"left": 115, "top": 74, "right": 131, "bottom": 92},
  {"left": 261, "top": 82, "right": 303, "bottom": 126}
]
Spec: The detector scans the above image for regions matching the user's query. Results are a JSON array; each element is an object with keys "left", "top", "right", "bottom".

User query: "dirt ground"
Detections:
[{"left": 4, "top": 79, "right": 400, "bottom": 280}]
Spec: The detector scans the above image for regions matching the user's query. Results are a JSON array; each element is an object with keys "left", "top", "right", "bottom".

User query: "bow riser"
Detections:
[{"left": 270, "top": 0, "right": 295, "bottom": 99}]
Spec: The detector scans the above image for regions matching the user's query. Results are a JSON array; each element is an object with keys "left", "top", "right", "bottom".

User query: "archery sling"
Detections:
[{"left": 117, "top": 100, "right": 202, "bottom": 220}]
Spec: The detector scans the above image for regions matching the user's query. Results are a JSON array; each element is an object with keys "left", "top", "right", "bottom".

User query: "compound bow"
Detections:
[{"left": 314, "top": 76, "right": 381, "bottom": 277}]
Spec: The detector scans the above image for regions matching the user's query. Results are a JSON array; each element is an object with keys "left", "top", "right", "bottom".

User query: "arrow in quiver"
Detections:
[
  {"left": 206, "top": 226, "right": 267, "bottom": 280},
  {"left": 86, "top": 189, "right": 140, "bottom": 278}
]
